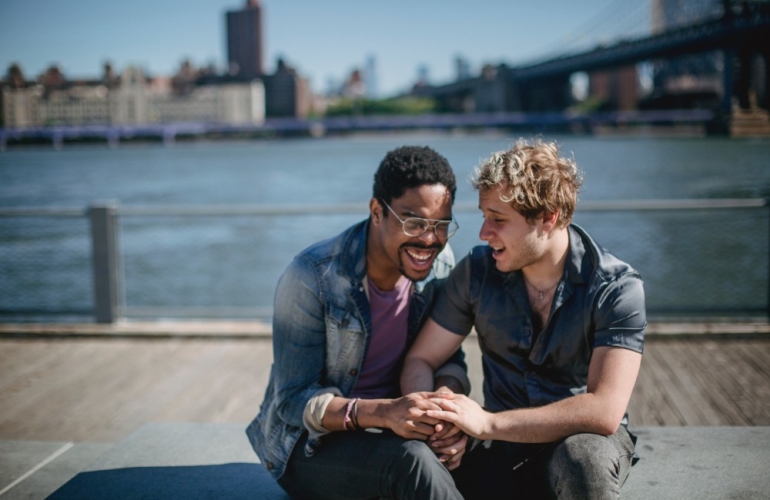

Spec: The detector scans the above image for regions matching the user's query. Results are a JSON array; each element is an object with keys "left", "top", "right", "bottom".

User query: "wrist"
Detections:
[
  {"left": 433, "top": 376, "right": 462, "bottom": 394},
  {"left": 356, "top": 398, "right": 389, "bottom": 429},
  {"left": 482, "top": 412, "right": 500, "bottom": 441}
]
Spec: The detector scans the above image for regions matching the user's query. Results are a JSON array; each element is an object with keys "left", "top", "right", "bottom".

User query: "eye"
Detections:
[{"left": 483, "top": 214, "right": 504, "bottom": 224}]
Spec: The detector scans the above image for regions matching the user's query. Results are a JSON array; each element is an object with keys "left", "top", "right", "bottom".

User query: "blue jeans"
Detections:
[
  {"left": 453, "top": 427, "right": 637, "bottom": 500},
  {"left": 277, "top": 430, "right": 463, "bottom": 500}
]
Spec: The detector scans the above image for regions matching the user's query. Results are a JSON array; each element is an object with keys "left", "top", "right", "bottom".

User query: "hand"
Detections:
[
  {"left": 384, "top": 393, "right": 442, "bottom": 440},
  {"left": 426, "top": 392, "right": 494, "bottom": 440},
  {"left": 430, "top": 427, "right": 467, "bottom": 470},
  {"left": 429, "top": 386, "right": 461, "bottom": 441}
]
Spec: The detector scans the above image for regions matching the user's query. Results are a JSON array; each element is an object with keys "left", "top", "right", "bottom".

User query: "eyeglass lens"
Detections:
[{"left": 403, "top": 218, "right": 458, "bottom": 238}]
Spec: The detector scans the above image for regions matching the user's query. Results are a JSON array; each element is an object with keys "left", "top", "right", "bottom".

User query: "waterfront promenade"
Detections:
[{"left": 1, "top": 320, "right": 769, "bottom": 498}]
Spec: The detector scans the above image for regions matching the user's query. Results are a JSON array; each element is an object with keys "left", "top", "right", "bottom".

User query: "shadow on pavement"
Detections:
[{"left": 48, "top": 463, "right": 291, "bottom": 500}]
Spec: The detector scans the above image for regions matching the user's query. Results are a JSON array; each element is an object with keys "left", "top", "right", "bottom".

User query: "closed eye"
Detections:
[{"left": 483, "top": 215, "right": 505, "bottom": 224}]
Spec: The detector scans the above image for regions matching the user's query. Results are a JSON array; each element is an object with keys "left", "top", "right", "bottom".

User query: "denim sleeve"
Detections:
[
  {"left": 271, "top": 255, "right": 332, "bottom": 428},
  {"left": 593, "top": 272, "right": 646, "bottom": 353}
]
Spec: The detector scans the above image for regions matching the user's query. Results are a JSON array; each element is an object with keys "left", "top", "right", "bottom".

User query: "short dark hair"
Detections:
[{"left": 372, "top": 146, "right": 456, "bottom": 206}]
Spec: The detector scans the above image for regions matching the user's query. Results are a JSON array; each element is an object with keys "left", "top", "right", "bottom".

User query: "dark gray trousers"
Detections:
[
  {"left": 278, "top": 430, "right": 463, "bottom": 500},
  {"left": 452, "top": 426, "right": 637, "bottom": 500}
]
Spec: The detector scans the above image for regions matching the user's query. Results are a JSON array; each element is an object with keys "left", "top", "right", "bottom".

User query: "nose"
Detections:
[
  {"left": 417, "top": 227, "right": 439, "bottom": 245},
  {"left": 479, "top": 219, "right": 492, "bottom": 242}
]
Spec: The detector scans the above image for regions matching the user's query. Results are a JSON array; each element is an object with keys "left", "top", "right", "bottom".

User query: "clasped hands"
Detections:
[{"left": 386, "top": 389, "right": 487, "bottom": 470}]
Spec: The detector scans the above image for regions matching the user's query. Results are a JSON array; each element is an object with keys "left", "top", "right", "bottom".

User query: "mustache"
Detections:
[{"left": 400, "top": 243, "right": 444, "bottom": 251}]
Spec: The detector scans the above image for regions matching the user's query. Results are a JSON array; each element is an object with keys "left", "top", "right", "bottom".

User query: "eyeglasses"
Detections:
[{"left": 380, "top": 200, "right": 459, "bottom": 239}]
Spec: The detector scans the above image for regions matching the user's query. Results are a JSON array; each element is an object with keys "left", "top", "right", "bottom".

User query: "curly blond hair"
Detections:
[{"left": 472, "top": 138, "right": 583, "bottom": 228}]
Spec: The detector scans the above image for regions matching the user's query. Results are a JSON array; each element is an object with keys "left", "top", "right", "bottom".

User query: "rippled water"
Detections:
[{"left": 1, "top": 132, "right": 768, "bottom": 319}]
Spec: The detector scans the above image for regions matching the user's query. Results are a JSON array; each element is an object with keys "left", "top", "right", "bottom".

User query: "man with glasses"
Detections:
[{"left": 247, "top": 146, "right": 468, "bottom": 500}]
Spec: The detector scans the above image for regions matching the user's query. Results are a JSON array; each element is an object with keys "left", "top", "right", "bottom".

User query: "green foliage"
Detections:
[
  {"left": 325, "top": 97, "right": 437, "bottom": 116},
  {"left": 569, "top": 96, "right": 611, "bottom": 114}
]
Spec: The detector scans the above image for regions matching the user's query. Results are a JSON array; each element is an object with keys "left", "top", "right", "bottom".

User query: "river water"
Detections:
[{"left": 1, "top": 132, "right": 768, "bottom": 319}]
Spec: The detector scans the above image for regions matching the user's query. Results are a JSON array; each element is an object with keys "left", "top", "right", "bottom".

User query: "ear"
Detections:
[
  {"left": 369, "top": 198, "right": 383, "bottom": 225},
  {"left": 541, "top": 210, "right": 560, "bottom": 232}
]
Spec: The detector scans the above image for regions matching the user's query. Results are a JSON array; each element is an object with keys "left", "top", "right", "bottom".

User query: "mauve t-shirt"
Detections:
[{"left": 350, "top": 275, "right": 412, "bottom": 399}]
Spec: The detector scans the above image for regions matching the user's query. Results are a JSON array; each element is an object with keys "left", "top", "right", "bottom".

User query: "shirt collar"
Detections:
[{"left": 564, "top": 224, "right": 588, "bottom": 286}]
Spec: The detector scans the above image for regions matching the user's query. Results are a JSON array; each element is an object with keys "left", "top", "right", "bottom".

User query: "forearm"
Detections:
[
  {"left": 320, "top": 396, "right": 393, "bottom": 431},
  {"left": 485, "top": 393, "right": 620, "bottom": 443},
  {"left": 401, "top": 357, "right": 437, "bottom": 394}
]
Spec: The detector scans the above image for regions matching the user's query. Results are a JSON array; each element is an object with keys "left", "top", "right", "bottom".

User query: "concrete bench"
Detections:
[{"left": 7, "top": 423, "right": 770, "bottom": 499}]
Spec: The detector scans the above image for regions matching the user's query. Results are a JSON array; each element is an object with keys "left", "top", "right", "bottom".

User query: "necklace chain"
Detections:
[{"left": 523, "top": 276, "right": 559, "bottom": 300}]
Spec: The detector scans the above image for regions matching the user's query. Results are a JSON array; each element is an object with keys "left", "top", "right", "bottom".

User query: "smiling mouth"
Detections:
[
  {"left": 490, "top": 246, "right": 505, "bottom": 258},
  {"left": 403, "top": 246, "right": 439, "bottom": 269}
]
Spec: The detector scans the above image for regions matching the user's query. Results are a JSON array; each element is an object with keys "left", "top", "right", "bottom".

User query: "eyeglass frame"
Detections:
[{"left": 379, "top": 199, "right": 459, "bottom": 239}]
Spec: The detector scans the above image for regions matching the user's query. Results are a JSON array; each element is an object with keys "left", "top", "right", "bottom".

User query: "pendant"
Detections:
[{"left": 538, "top": 292, "right": 545, "bottom": 300}]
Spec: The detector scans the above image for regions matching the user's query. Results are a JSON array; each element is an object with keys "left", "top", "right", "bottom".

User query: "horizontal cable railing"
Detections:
[
  {"left": 0, "top": 198, "right": 767, "bottom": 323},
  {"left": 3, "top": 198, "right": 765, "bottom": 218}
]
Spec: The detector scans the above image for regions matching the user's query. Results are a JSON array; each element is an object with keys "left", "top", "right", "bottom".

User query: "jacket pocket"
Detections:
[{"left": 324, "top": 304, "right": 364, "bottom": 382}]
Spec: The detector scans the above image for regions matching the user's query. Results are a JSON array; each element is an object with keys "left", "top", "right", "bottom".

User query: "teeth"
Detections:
[{"left": 406, "top": 249, "right": 432, "bottom": 262}]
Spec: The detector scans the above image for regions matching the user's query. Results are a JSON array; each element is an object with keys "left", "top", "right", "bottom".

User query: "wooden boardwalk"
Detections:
[{"left": 1, "top": 332, "right": 769, "bottom": 444}]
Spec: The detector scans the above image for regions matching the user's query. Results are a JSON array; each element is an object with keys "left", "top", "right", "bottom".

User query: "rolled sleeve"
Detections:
[
  {"left": 593, "top": 272, "right": 646, "bottom": 353},
  {"left": 302, "top": 388, "right": 343, "bottom": 440},
  {"left": 434, "top": 362, "right": 471, "bottom": 395}
]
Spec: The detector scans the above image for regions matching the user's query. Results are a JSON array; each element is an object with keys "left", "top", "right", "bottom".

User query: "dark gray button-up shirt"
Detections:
[{"left": 432, "top": 224, "right": 646, "bottom": 413}]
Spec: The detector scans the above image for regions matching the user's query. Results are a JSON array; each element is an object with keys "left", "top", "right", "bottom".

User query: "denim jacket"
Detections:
[{"left": 246, "top": 219, "right": 462, "bottom": 480}]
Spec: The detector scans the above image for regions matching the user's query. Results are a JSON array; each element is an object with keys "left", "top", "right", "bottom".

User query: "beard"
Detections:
[
  {"left": 397, "top": 242, "right": 444, "bottom": 282},
  {"left": 494, "top": 239, "right": 542, "bottom": 274}
]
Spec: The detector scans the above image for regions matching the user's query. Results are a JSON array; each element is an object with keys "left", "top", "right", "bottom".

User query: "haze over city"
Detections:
[{"left": 0, "top": 0, "right": 640, "bottom": 97}]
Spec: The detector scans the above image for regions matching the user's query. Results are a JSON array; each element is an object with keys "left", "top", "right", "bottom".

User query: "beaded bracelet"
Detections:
[
  {"left": 343, "top": 398, "right": 358, "bottom": 431},
  {"left": 351, "top": 398, "right": 361, "bottom": 430}
]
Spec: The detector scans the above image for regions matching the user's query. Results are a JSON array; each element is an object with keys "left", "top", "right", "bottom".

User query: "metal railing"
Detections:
[{"left": 0, "top": 198, "right": 768, "bottom": 323}]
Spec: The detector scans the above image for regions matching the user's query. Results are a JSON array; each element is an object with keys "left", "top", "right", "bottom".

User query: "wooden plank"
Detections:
[
  {"left": 153, "top": 341, "right": 272, "bottom": 422},
  {"left": 677, "top": 340, "right": 755, "bottom": 425},
  {"left": 642, "top": 340, "right": 747, "bottom": 426},
  {"left": 628, "top": 356, "right": 669, "bottom": 426},
  {"left": 736, "top": 340, "right": 770, "bottom": 381},
  {"left": 0, "top": 340, "right": 82, "bottom": 397},
  {"left": 630, "top": 344, "right": 687, "bottom": 425},
  {"left": 641, "top": 343, "right": 706, "bottom": 425},
  {"left": 700, "top": 340, "right": 769, "bottom": 425},
  {"left": 2, "top": 335, "right": 770, "bottom": 446},
  {"left": 654, "top": 341, "right": 726, "bottom": 425},
  {"left": 713, "top": 340, "right": 770, "bottom": 425},
  {"left": 0, "top": 341, "right": 132, "bottom": 440}
]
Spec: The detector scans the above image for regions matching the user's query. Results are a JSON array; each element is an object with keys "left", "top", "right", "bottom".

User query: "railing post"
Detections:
[{"left": 89, "top": 203, "right": 120, "bottom": 323}]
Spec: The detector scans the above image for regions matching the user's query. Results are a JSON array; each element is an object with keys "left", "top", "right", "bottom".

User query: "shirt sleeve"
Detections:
[
  {"left": 430, "top": 253, "right": 476, "bottom": 337},
  {"left": 271, "top": 255, "right": 338, "bottom": 429},
  {"left": 592, "top": 272, "right": 646, "bottom": 353}
]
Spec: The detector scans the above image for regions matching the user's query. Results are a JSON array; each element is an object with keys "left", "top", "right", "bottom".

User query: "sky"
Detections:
[{"left": 0, "top": 0, "right": 646, "bottom": 97}]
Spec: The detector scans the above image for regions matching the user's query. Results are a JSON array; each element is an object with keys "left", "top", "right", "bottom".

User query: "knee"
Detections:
[
  {"left": 383, "top": 440, "right": 454, "bottom": 498},
  {"left": 545, "top": 434, "right": 622, "bottom": 499},
  {"left": 390, "top": 439, "right": 441, "bottom": 474}
]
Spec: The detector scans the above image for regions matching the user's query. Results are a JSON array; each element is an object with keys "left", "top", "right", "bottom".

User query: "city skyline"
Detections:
[{"left": 0, "top": 0, "right": 644, "bottom": 97}]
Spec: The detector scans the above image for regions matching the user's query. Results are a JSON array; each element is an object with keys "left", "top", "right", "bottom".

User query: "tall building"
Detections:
[
  {"left": 363, "top": 55, "right": 378, "bottom": 99},
  {"left": 455, "top": 56, "right": 471, "bottom": 81},
  {"left": 226, "top": 0, "right": 264, "bottom": 78},
  {"left": 263, "top": 59, "right": 311, "bottom": 118}
]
